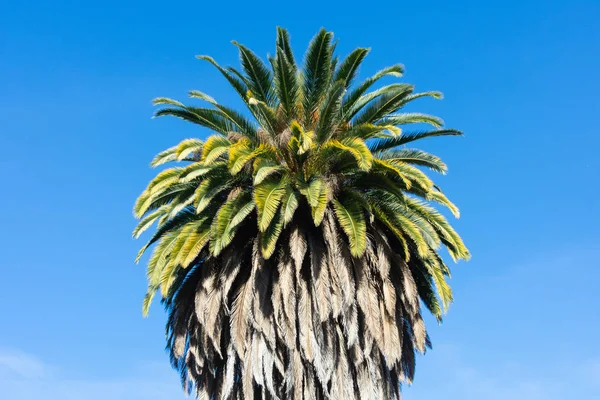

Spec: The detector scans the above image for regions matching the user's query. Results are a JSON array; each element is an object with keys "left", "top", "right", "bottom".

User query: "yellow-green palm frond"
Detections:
[
  {"left": 333, "top": 197, "right": 366, "bottom": 257},
  {"left": 175, "top": 138, "right": 204, "bottom": 161},
  {"left": 254, "top": 176, "right": 287, "bottom": 233},
  {"left": 200, "top": 135, "right": 231, "bottom": 165},
  {"left": 322, "top": 137, "right": 373, "bottom": 171}
]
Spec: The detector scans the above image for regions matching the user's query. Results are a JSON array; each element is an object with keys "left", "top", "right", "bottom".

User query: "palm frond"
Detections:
[
  {"left": 175, "top": 139, "right": 204, "bottom": 161},
  {"left": 134, "top": 182, "right": 194, "bottom": 219},
  {"left": 194, "top": 175, "right": 230, "bottom": 214},
  {"left": 211, "top": 191, "right": 254, "bottom": 255},
  {"left": 254, "top": 161, "right": 285, "bottom": 185},
  {"left": 233, "top": 41, "right": 275, "bottom": 106},
  {"left": 213, "top": 104, "right": 258, "bottom": 140},
  {"left": 352, "top": 85, "right": 414, "bottom": 125},
  {"left": 135, "top": 209, "right": 198, "bottom": 263},
  {"left": 152, "top": 97, "right": 185, "bottom": 107},
  {"left": 201, "top": 136, "right": 232, "bottom": 164},
  {"left": 332, "top": 197, "right": 366, "bottom": 256},
  {"left": 310, "top": 180, "right": 329, "bottom": 226},
  {"left": 429, "top": 187, "right": 461, "bottom": 218},
  {"left": 254, "top": 176, "right": 287, "bottom": 231},
  {"left": 196, "top": 55, "right": 249, "bottom": 103},
  {"left": 381, "top": 113, "right": 444, "bottom": 129},
  {"left": 227, "top": 139, "right": 255, "bottom": 174},
  {"left": 368, "top": 129, "right": 463, "bottom": 152},
  {"left": 249, "top": 99, "right": 278, "bottom": 137},
  {"left": 379, "top": 149, "right": 447, "bottom": 174},
  {"left": 276, "top": 27, "right": 296, "bottom": 67},
  {"left": 341, "top": 123, "right": 389, "bottom": 140},
  {"left": 154, "top": 106, "right": 235, "bottom": 136},
  {"left": 316, "top": 80, "right": 346, "bottom": 143},
  {"left": 323, "top": 138, "right": 373, "bottom": 171},
  {"left": 289, "top": 120, "right": 314, "bottom": 155},
  {"left": 188, "top": 90, "right": 217, "bottom": 104},
  {"left": 273, "top": 45, "right": 300, "bottom": 122},
  {"left": 133, "top": 207, "right": 167, "bottom": 239},
  {"left": 334, "top": 47, "right": 369, "bottom": 88},
  {"left": 303, "top": 29, "right": 334, "bottom": 127},
  {"left": 179, "top": 162, "right": 219, "bottom": 183},
  {"left": 345, "top": 83, "right": 412, "bottom": 121},
  {"left": 150, "top": 145, "right": 178, "bottom": 167},
  {"left": 260, "top": 208, "right": 284, "bottom": 258},
  {"left": 280, "top": 186, "right": 299, "bottom": 226},
  {"left": 343, "top": 64, "right": 405, "bottom": 112}
]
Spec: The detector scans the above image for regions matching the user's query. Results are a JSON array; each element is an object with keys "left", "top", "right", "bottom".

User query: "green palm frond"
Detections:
[
  {"left": 273, "top": 45, "right": 300, "bottom": 122},
  {"left": 369, "top": 129, "right": 463, "bottom": 152},
  {"left": 227, "top": 139, "right": 255, "bottom": 174},
  {"left": 343, "top": 64, "right": 405, "bottom": 112},
  {"left": 334, "top": 47, "right": 369, "bottom": 88},
  {"left": 194, "top": 175, "right": 231, "bottom": 213},
  {"left": 303, "top": 29, "right": 334, "bottom": 127},
  {"left": 316, "top": 80, "right": 346, "bottom": 143},
  {"left": 379, "top": 148, "right": 447, "bottom": 174},
  {"left": 390, "top": 161, "right": 434, "bottom": 192},
  {"left": 382, "top": 113, "right": 444, "bottom": 129},
  {"left": 154, "top": 106, "right": 235, "bottom": 136},
  {"left": 341, "top": 123, "right": 392, "bottom": 140},
  {"left": 233, "top": 41, "right": 275, "bottom": 106},
  {"left": 345, "top": 83, "right": 412, "bottom": 121},
  {"left": 276, "top": 27, "right": 296, "bottom": 67},
  {"left": 249, "top": 98, "right": 278, "bottom": 137},
  {"left": 428, "top": 187, "right": 461, "bottom": 218},
  {"left": 196, "top": 55, "right": 249, "bottom": 103},
  {"left": 402, "top": 90, "right": 444, "bottom": 103},
  {"left": 144, "top": 167, "right": 183, "bottom": 195},
  {"left": 152, "top": 97, "right": 185, "bottom": 107},
  {"left": 352, "top": 85, "right": 414, "bottom": 125},
  {"left": 403, "top": 197, "right": 468, "bottom": 260},
  {"left": 213, "top": 104, "right": 258, "bottom": 140},
  {"left": 142, "top": 231, "right": 180, "bottom": 315}
]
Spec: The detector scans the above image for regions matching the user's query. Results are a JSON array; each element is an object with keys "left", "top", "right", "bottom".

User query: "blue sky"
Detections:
[{"left": 1, "top": 0, "right": 599, "bottom": 398}]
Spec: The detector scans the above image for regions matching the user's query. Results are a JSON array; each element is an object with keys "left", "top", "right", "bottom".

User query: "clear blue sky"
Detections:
[{"left": 1, "top": 0, "right": 599, "bottom": 398}]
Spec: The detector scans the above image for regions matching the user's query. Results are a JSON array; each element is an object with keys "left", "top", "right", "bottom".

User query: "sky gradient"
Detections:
[{"left": 1, "top": 0, "right": 599, "bottom": 398}]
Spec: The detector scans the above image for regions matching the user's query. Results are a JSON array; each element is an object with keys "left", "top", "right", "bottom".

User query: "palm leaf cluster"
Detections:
[{"left": 133, "top": 27, "right": 469, "bottom": 399}]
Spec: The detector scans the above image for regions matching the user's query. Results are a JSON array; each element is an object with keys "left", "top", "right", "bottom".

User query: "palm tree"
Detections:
[{"left": 133, "top": 27, "right": 469, "bottom": 399}]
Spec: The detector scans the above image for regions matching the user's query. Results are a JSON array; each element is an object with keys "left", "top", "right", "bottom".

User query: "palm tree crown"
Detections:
[{"left": 133, "top": 27, "right": 469, "bottom": 399}]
